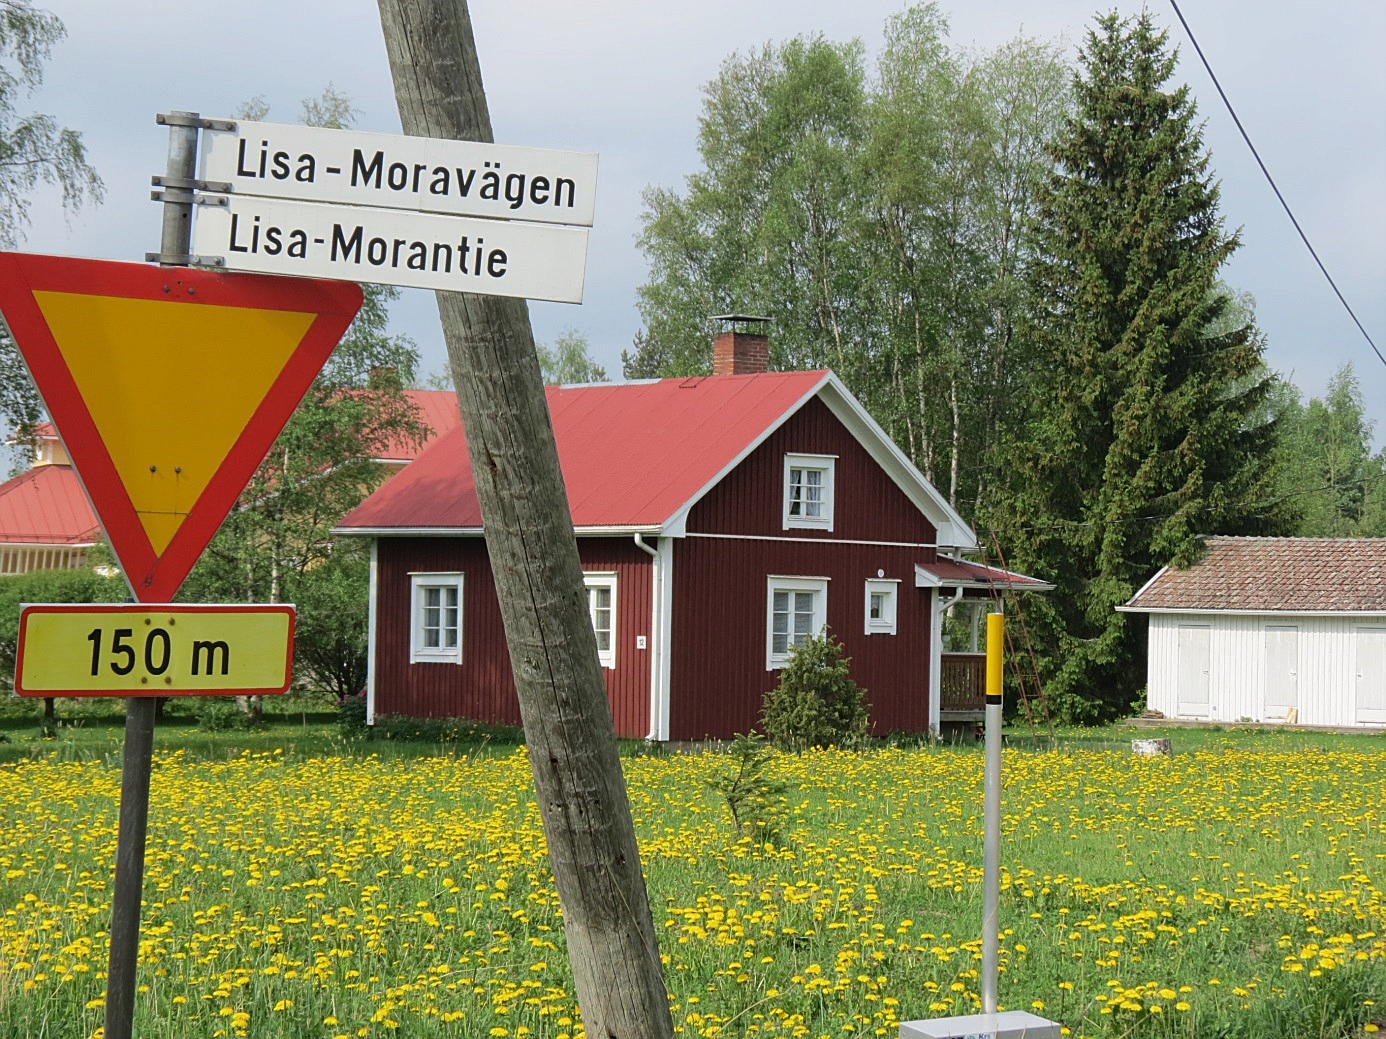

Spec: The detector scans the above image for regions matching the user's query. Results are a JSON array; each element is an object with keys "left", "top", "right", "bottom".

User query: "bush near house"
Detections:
[{"left": 761, "top": 629, "right": 869, "bottom": 751}]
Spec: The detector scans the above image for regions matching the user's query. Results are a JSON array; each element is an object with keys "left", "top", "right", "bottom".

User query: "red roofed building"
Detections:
[
  {"left": 0, "top": 392, "right": 459, "bottom": 579},
  {"left": 337, "top": 335, "right": 1046, "bottom": 740},
  {"left": 1120, "top": 536, "right": 1386, "bottom": 728},
  {"left": 0, "top": 425, "right": 101, "bottom": 574}
]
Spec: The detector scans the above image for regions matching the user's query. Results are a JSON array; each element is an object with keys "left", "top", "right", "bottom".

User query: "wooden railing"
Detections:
[{"left": 940, "top": 653, "right": 987, "bottom": 712}]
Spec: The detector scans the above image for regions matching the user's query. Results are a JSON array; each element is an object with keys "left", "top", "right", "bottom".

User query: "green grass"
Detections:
[{"left": 0, "top": 712, "right": 1381, "bottom": 1039}]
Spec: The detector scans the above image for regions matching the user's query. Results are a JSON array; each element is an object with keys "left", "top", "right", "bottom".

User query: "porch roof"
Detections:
[{"left": 914, "top": 558, "right": 1053, "bottom": 593}]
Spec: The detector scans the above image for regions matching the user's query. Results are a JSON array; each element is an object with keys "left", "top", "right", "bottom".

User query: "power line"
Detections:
[
  {"left": 1166, "top": 0, "right": 1385, "bottom": 371},
  {"left": 981, "top": 467, "right": 1386, "bottom": 537}
]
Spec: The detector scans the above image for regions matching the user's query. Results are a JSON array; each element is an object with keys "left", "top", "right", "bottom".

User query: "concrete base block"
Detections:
[{"left": 899, "top": 1010, "right": 1062, "bottom": 1038}]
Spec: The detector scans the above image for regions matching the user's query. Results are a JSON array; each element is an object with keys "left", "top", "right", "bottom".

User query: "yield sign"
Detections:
[{"left": 0, "top": 252, "right": 362, "bottom": 602}]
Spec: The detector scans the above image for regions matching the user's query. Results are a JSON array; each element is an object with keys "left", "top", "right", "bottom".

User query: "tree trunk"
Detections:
[{"left": 375, "top": 3, "right": 674, "bottom": 1037}]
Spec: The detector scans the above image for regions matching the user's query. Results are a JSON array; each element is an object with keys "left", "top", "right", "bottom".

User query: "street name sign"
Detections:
[
  {"left": 0, "top": 251, "right": 363, "bottom": 603},
  {"left": 192, "top": 194, "right": 589, "bottom": 303},
  {"left": 15, "top": 603, "right": 295, "bottom": 697},
  {"left": 200, "top": 120, "right": 597, "bottom": 226}
]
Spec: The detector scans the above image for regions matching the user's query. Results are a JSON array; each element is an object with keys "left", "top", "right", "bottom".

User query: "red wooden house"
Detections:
[{"left": 336, "top": 333, "right": 1047, "bottom": 740}]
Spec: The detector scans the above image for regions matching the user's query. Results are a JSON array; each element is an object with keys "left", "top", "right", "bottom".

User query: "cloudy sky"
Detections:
[{"left": 18, "top": 1, "right": 1386, "bottom": 437}]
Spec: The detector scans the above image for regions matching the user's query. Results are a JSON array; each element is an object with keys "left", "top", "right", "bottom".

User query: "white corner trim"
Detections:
[{"left": 366, "top": 538, "right": 378, "bottom": 726}]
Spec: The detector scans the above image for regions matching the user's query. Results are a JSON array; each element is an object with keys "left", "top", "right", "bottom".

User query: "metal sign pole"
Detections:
[
  {"left": 980, "top": 612, "right": 1004, "bottom": 1014},
  {"left": 103, "top": 109, "right": 200, "bottom": 1039}
]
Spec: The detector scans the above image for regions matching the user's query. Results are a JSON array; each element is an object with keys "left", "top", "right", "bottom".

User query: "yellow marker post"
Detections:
[
  {"left": 15, "top": 604, "right": 294, "bottom": 697},
  {"left": 981, "top": 612, "right": 1004, "bottom": 1014}
]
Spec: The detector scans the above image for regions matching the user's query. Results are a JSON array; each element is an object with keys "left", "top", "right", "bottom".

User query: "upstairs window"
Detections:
[
  {"left": 410, "top": 573, "right": 463, "bottom": 663},
  {"left": 584, "top": 573, "right": 617, "bottom": 669},
  {"left": 783, "top": 453, "right": 836, "bottom": 531}
]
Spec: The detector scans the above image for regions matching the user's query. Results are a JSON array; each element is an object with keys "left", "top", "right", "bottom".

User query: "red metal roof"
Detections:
[
  {"left": 1123, "top": 536, "right": 1386, "bottom": 613},
  {"left": 915, "top": 558, "right": 1053, "bottom": 592},
  {"left": 0, "top": 465, "right": 99, "bottom": 545},
  {"left": 374, "top": 389, "right": 463, "bottom": 463},
  {"left": 338, "top": 372, "right": 832, "bottom": 531}
]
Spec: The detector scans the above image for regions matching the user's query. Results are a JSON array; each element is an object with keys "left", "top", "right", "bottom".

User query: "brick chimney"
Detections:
[{"left": 710, "top": 314, "right": 771, "bottom": 375}]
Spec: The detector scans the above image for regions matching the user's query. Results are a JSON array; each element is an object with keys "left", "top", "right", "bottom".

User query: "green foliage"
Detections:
[
  {"left": 761, "top": 630, "right": 868, "bottom": 751},
  {"left": 1273, "top": 363, "right": 1385, "bottom": 537},
  {"left": 536, "top": 328, "right": 607, "bottom": 385},
  {"left": 290, "top": 542, "right": 370, "bottom": 701},
  {"left": 629, "top": 6, "right": 1069, "bottom": 517},
  {"left": 990, "top": 13, "right": 1288, "bottom": 723},
  {"left": 0, "top": 568, "right": 124, "bottom": 681},
  {"left": 705, "top": 731, "right": 786, "bottom": 844},
  {"left": 193, "top": 696, "right": 251, "bottom": 732},
  {"left": 0, "top": 0, "right": 103, "bottom": 438},
  {"left": 336, "top": 687, "right": 368, "bottom": 736},
  {"left": 366, "top": 714, "right": 523, "bottom": 747}
]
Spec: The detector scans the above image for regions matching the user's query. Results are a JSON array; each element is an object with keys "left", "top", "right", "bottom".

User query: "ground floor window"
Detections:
[
  {"left": 410, "top": 573, "right": 463, "bottom": 663},
  {"left": 864, "top": 578, "right": 899, "bottom": 635},
  {"left": 584, "top": 573, "right": 617, "bottom": 669},
  {"left": 767, "top": 576, "right": 828, "bottom": 669}
]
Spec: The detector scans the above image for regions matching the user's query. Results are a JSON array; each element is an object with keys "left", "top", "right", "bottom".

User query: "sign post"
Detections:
[
  {"left": 106, "top": 110, "right": 196, "bottom": 1039},
  {"left": 0, "top": 113, "right": 362, "bottom": 1039},
  {"left": 102, "top": 110, "right": 197, "bottom": 1039},
  {"left": 899, "top": 613, "right": 1062, "bottom": 1039}
]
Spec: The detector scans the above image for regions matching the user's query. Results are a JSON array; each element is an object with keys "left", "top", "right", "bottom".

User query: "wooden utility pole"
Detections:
[{"left": 375, "top": 4, "right": 674, "bottom": 1037}]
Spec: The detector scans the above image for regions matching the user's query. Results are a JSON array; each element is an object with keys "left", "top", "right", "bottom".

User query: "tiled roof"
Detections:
[
  {"left": 0, "top": 465, "right": 100, "bottom": 545},
  {"left": 1124, "top": 536, "right": 1386, "bottom": 613}
]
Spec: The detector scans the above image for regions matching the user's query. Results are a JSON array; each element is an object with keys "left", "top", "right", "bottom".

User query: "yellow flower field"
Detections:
[{"left": 0, "top": 743, "right": 1381, "bottom": 1038}]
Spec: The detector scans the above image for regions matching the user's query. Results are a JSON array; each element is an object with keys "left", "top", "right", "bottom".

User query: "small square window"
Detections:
[
  {"left": 410, "top": 573, "right": 464, "bottom": 663},
  {"left": 767, "top": 576, "right": 828, "bottom": 668},
  {"left": 783, "top": 453, "right": 836, "bottom": 530},
  {"left": 864, "top": 579, "right": 899, "bottom": 635},
  {"left": 584, "top": 573, "right": 617, "bottom": 669}
]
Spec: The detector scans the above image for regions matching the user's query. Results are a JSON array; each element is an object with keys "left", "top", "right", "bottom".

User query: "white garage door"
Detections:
[
  {"left": 1264, "top": 625, "right": 1299, "bottom": 721},
  {"left": 1356, "top": 627, "right": 1386, "bottom": 725},
  {"left": 1176, "top": 624, "right": 1211, "bottom": 718}
]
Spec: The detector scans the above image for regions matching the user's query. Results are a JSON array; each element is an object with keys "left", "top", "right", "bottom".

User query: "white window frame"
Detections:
[
  {"left": 766, "top": 576, "right": 829, "bottom": 670},
  {"left": 409, "top": 572, "right": 464, "bottom": 664},
  {"left": 864, "top": 578, "right": 900, "bottom": 635},
  {"left": 583, "top": 572, "right": 618, "bottom": 670},
  {"left": 782, "top": 453, "right": 836, "bottom": 531}
]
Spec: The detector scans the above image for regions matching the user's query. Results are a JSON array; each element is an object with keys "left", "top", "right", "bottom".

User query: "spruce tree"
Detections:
[{"left": 994, "top": 12, "right": 1285, "bottom": 722}]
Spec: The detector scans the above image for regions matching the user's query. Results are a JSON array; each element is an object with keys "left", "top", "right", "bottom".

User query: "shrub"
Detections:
[
  {"left": 705, "top": 731, "right": 786, "bottom": 844},
  {"left": 336, "top": 689, "right": 368, "bottom": 737},
  {"left": 194, "top": 697, "right": 250, "bottom": 732},
  {"left": 761, "top": 630, "right": 868, "bottom": 752}
]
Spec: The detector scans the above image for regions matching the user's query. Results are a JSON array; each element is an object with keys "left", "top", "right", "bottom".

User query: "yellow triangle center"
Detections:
[{"left": 34, "top": 291, "right": 316, "bottom": 554}]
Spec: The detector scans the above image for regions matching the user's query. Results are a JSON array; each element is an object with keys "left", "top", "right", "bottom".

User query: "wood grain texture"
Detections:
[{"left": 376, "top": 3, "right": 674, "bottom": 1035}]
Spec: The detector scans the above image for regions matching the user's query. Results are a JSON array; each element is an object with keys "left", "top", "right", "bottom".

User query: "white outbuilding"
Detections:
[{"left": 1119, "top": 537, "right": 1386, "bottom": 728}]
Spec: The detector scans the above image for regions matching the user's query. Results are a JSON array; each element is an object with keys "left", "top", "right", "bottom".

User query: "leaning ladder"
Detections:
[{"left": 981, "top": 530, "right": 1055, "bottom": 747}]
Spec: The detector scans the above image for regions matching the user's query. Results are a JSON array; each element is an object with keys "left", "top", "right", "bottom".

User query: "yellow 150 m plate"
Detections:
[{"left": 15, "top": 604, "right": 295, "bottom": 697}]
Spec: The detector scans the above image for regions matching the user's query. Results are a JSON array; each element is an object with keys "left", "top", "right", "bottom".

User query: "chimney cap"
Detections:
[{"left": 710, "top": 314, "right": 771, "bottom": 331}]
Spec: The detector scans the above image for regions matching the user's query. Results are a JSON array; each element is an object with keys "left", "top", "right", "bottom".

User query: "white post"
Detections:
[{"left": 981, "top": 612, "right": 1003, "bottom": 1014}]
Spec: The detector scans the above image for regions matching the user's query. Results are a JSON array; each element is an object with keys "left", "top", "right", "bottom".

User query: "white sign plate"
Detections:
[
  {"left": 192, "top": 195, "right": 589, "bottom": 303},
  {"left": 200, "top": 120, "right": 598, "bottom": 227}
]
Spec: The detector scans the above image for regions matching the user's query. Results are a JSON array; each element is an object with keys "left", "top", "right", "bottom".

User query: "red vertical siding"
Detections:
[
  {"left": 373, "top": 537, "right": 652, "bottom": 737},
  {"left": 687, "top": 396, "right": 938, "bottom": 545},
  {"left": 668, "top": 536, "right": 931, "bottom": 740},
  {"left": 571, "top": 538, "right": 654, "bottom": 737},
  {"left": 669, "top": 399, "right": 940, "bottom": 740}
]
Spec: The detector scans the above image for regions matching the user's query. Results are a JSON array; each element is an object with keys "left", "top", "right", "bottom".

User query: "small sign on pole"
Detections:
[
  {"left": 192, "top": 194, "right": 590, "bottom": 302},
  {"left": 191, "top": 117, "right": 597, "bottom": 303},
  {"left": 200, "top": 119, "right": 598, "bottom": 225},
  {"left": 15, "top": 604, "right": 295, "bottom": 697}
]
